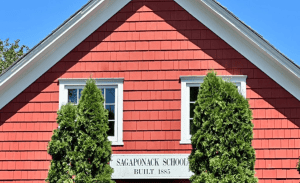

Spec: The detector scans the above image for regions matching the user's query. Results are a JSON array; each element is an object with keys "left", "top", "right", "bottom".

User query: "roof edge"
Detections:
[
  {"left": 0, "top": 0, "right": 131, "bottom": 110},
  {"left": 1, "top": 0, "right": 300, "bottom": 111},
  {"left": 175, "top": 0, "right": 300, "bottom": 100},
  {"left": 0, "top": 0, "right": 98, "bottom": 79},
  {"left": 204, "top": 0, "right": 300, "bottom": 77}
]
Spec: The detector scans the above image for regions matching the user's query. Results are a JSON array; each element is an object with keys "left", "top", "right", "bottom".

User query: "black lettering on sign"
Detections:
[
  {"left": 117, "top": 158, "right": 160, "bottom": 166},
  {"left": 162, "top": 158, "right": 189, "bottom": 166},
  {"left": 155, "top": 159, "right": 159, "bottom": 166},
  {"left": 121, "top": 159, "right": 127, "bottom": 166},
  {"left": 134, "top": 169, "right": 155, "bottom": 174},
  {"left": 158, "top": 169, "right": 171, "bottom": 174}
]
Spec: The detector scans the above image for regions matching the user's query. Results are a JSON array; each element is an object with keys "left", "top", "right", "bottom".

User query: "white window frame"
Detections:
[
  {"left": 180, "top": 75, "right": 247, "bottom": 144},
  {"left": 59, "top": 78, "right": 124, "bottom": 146}
]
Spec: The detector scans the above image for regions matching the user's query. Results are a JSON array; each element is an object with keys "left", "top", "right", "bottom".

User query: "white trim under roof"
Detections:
[{"left": 0, "top": 0, "right": 300, "bottom": 110}]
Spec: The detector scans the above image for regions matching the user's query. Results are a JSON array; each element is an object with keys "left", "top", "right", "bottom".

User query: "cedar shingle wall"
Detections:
[{"left": 0, "top": 0, "right": 299, "bottom": 182}]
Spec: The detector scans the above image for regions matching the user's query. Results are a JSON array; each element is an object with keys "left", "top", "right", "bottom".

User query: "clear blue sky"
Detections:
[{"left": 1, "top": 0, "right": 299, "bottom": 65}]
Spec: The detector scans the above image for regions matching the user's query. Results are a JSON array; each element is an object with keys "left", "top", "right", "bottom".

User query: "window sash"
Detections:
[
  {"left": 180, "top": 75, "right": 247, "bottom": 144},
  {"left": 59, "top": 78, "right": 124, "bottom": 146},
  {"left": 67, "top": 87, "right": 117, "bottom": 137}
]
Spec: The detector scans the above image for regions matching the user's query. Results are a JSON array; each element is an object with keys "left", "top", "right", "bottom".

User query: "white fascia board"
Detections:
[
  {"left": 175, "top": 0, "right": 300, "bottom": 101},
  {"left": 0, "top": 0, "right": 131, "bottom": 110}
]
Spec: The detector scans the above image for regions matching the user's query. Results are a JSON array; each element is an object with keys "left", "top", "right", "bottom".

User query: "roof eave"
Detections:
[
  {"left": 0, "top": 0, "right": 131, "bottom": 109},
  {"left": 175, "top": 0, "right": 300, "bottom": 100},
  {"left": 1, "top": 0, "right": 300, "bottom": 111}
]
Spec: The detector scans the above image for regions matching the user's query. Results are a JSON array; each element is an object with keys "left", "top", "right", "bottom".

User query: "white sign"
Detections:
[{"left": 110, "top": 154, "right": 193, "bottom": 179}]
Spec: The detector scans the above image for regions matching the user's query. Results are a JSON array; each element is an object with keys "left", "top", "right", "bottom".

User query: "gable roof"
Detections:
[{"left": 0, "top": 0, "right": 299, "bottom": 110}]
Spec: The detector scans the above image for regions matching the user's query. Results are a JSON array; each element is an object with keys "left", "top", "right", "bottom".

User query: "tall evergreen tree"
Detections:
[
  {"left": 46, "top": 103, "right": 77, "bottom": 182},
  {"left": 46, "top": 79, "right": 114, "bottom": 183},
  {"left": 189, "top": 72, "right": 257, "bottom": 183},
  {"left": 71, "top": 79, "right": 114, "bottom": 182}
]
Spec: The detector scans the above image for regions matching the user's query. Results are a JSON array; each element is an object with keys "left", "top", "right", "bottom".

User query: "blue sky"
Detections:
[{"left": 1, "top": 0, "right": 299, "bottom": 65}]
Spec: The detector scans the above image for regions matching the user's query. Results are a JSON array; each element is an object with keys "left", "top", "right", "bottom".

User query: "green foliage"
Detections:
[
  {"left": 46, "top": 103, "right": 77, "bottom": 182},
  {"left": 189, "top": 71, "right": 258, "bottom": 183},
  {"left": 46, "top": 79, "right": 114, "bottom": 183},
  {"left": 297, "top": 158, "right": 300, "bottom": 173},
  {"left": 0, "top": 39, "right": 29, "bottom": 74},
  {"left": 72, "top": 79, "right": 114, "bottom": 182}
]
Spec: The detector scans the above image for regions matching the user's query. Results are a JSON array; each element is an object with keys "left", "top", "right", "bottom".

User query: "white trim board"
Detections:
[{"left": 0, "top": 0, "right": 300, "bottom": 110}]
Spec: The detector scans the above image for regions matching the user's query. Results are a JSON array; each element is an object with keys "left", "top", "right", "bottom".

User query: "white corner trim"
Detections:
[
  {"left": 0, "top": 0, "right": 131, "bottom": 110},
  {"left": 59, "top": 78, "right": 124, "bottom": 146},
  {"left": 180, "top": 75, "right": 247, "bottom": 144},
  {"left": 174, "top": 0, "right": 300, "bottom": 101}
]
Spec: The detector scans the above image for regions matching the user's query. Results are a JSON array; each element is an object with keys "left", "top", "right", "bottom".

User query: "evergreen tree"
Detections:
[
  {"left": 46, "top": 103, "right": 77, "bottom": 182},
  {"left": 46, "top": 79, "right": 114, "bottom": 183},
  {"left": 68, "top": 79, "right": 114, "bottom": 182},
  {"left": 189, "top": 71, "right": 257, "bottom": 183}
]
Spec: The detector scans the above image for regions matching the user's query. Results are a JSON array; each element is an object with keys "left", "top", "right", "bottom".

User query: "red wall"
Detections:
[{"left": 0, "top": 0, "right": 300, "bottom": 182}]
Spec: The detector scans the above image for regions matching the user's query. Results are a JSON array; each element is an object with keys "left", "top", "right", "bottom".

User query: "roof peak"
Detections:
[{"left": 0, "top": 0, "right": 299, "bottom": 110}]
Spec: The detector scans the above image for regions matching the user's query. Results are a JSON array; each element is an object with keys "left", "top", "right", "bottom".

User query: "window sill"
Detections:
[
  {"left": 180, "top": 140, "right": 191, "bottom": 144},
  {"left": 111, "top": 141, "right": 124, "bottom": 146}
]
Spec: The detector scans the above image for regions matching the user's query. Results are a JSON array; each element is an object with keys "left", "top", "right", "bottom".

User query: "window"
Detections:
[
  {"left": 59, "top": 78, "right": 124, "bottom": 145},
  {"left": 180, "top": 75, "right": 247, "bottom": 144}
]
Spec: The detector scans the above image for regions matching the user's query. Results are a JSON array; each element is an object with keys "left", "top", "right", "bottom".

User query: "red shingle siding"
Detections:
[{"left": 0, "top": 0, "right": 299, "bottom": 182}]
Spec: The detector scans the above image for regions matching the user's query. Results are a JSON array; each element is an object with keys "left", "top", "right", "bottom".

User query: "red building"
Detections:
[{"left": 0, "top": 0, "right": 300, "bottom": 182}]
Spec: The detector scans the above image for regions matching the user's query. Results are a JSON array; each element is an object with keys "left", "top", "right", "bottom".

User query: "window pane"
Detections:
[
  {"left": 79, "top": 89, "right": 83, "bottom": 99},
  {"left": 106, "top": 88, "right": 115, "bottom": 103},
  {"left": 108, "top": 121, "right": 115, "bottom": 136},
  {"left": 106, "top": 105, "right": 115, "bottom": 120},
  {"left": 190, "top": 87, "right": 199, "bottom": 101},
  {"left": 190, "top": 103, "right": 195, "bottom": 118},
  {"left": 101, "top": 88, "right": 104, "bottom": 96},
  {"left": 68, "top": 89, "right": 77, "bottom": 104}
]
